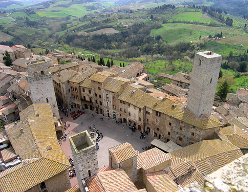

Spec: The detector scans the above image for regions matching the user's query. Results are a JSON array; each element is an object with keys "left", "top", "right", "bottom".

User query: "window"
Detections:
[
  {"left": 168, "top": 132, "right": 170, "bottom": 135},
  {"left": 89, "top": 90, "right": 91, "bottom": 94},
  {"left": 95, "top": 93, "right": 97, "bottom": 97},
  {"left": 169, "top": 122, "right": 171, "bottom": 126},
  {"left": 83, "top": 88, "right": 85, "bottom": 92},
  {"left": 124, "top": 109, "right": 126, "bottom": 113},
  {"left": 157, "top": 128, "right": 160, "bottom": 131},
  {"left": 113, "top": 96, "right": 116, "bottom": 100},
  {"left": 106, "top": 94, "right": 109, "bottom": 98},
  {"left": 113, "top": 105, "right": 116, "bottom": 109},
  {"left": 139, "top": 108, "right": 141, "bottom": 112},
  {"left": 41, "top": 71, "right": 44, "bottom": 75},
  {"left": 199, "top": 59, "right": 201, "bottom": 65},
  {"left": 40, "top": 182, "right": 46, "bottom": 190},
  {"left": 120, "top": 100, "right": 122, "bottom": 103},
  {"left": 178, "top": 137, "right": 183, "bottom": 141},
  {"left": 156, "top": 111, "right": 161, "bottom": 117},
  {"left": 90, "top": 98, "right": 92, "bottom": 102},
  {"left": 210, "top": 78, "right": 212, "bottom": 83},
  {"left": 156, "top": 119, "right": 159, "bottom": 123},
  {"left": 72, "top": 88, "right": 74, "bottom": 92},
  {"left": 147, "top": 119, "right": 149, "bottom": 122},
  {"left": 100, "top": 101, "right": 102, "bottom": 105},
  {"left": 123, "top": 101, "right": 126, "bottom": 104},
  {"left": 75, "top": 88, "right": 78, "bottom": 92},
  {"left": 139, "top": 117, "right": 141, "bottom": 121},
  {"left": 120, "top": 108, "right": 122, "bottom": 111},
  {"left": 98, "top": 87, "right": 101, "bottom": 90},
  {"left": 146, "top": 111, "right": 150, "bottom": 115},
  {"left": 191, "top": 132, "right": 195, "bottom": 136},
  {"left": 46, "top": 98, "right": 49, "bottom": 103},
  {"left": 95, "top": 100, "right": 98, "bottom": 104},
  {"left": 179, "top": 127, "right": 182, "bottom": 131},
  {"left": 83, "top": 96, "right": 86, "bottom": 100},
  {"left": 99, "top": 95, "right": 101, "bottom": 98},
  {"left": 128, "top": 112, "right": 131, "bottom": 116}
]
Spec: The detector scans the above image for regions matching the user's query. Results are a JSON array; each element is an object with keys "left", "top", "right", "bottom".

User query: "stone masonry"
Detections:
[
  {"left": 27, "top": 58, "right": 60, "bottom": 120},
  {"left": 187, "top": 51, "right": 222, "bottom": 117},
  {"left": 69, "top": 131, "right": 98, "bottom": 192}
]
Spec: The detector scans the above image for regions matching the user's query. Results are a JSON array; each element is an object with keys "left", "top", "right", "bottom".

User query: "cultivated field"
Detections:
[
  {"left": 78, "top": 28, "right": 119, "bottom": 36},
  {"left": 0, "top": 31, "right": 13, "bottom": 42},
  {"left": 220, "top": 36, "right": 248, "bottom": 47}
]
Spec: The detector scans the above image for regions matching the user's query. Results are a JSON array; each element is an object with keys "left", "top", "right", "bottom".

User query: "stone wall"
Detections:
[{"left": 187, "top": 51, "right": 222, "bottom": 117}]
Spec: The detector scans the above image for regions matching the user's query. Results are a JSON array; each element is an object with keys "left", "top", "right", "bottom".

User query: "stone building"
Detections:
[
  {"left": 90, "top": 71, "right": 116, "bottom": 114},
  {"left": 109, "top": 142, "right": 137, "bottom": 182},
  {"left": 187, "top": 51, "right": 222, "bottom": 117},
  {"left": 69, "top": 68, "right": 97, "bottom": 110},
  {"left": 12, "top": 58, "right": 29, "bottom": 72},
  {"left": 1, "top": 104, "right": 71, "bottom": 192},
  {"left": 52, "top": 69, "right": 77, "bottom": 109},
  {"left": 80, "top": 78, "right": 94, "bottom": 110},
  {"left": 102, "top": 77, "right": 130, "bottom": 120},
  {"left": 11, "top": 45, "right": 32, "bottom": 59},
  {"left": 0, "top": 45, "right": 15, "bottom": 63},
  {"left": 27, "top": 58, "right": 60, "bottom": 120},
  {"left": 69, "top": 131, "right": 98, "bottom": 192}
]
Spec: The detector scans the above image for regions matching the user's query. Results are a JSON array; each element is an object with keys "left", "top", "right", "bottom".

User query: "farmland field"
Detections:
[
  {"left": 0, "top": 31, "right": 13, "bottom": 42},
  {"left": 219, "top": 36, "right": 248, "bottom": 47},
  {"left": 168, "top": 12, "right": 219, "bottom": 24}
]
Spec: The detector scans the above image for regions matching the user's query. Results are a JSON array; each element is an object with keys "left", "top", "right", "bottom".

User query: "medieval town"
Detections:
[{"left": 0, "top": 44, "right": 248, "bottom": 192}]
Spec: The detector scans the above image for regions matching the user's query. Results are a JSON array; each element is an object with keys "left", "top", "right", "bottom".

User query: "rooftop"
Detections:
[
  {"left": 109, "top": 142, "right": 137, "bottom": 163},
  {"left": 104, "top": 77, "right": 130, "bottom": 93}
]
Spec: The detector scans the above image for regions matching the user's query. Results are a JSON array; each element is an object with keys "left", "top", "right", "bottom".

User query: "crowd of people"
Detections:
[{"left": 68, "top": 158, "right": 76, "bottom": 178}]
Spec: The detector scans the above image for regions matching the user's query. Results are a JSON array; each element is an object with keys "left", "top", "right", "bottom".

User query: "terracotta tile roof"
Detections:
[
  {"left": 146, "top": 88, "right": 168, "bottom": 100},
  {"left": 104, "top": 77, "right": 130, "bottom": 93},
  {"left": 90, "top": 71, "right": 114, "bottom": 83},
  {"left": 146, "top": 170, "right": 180, "bottom": 192},
  {"left": 109, "top": 142, "right": 137, "bottom": 163},
  {"left": 170, "top": 72, "right": 190, "bottom": 84},
  {"left": 65, "top": 185, "right": 80, "bottom": 192},
  {"left": 70, "top": 68, "right": 97, "bottom": 83},
  {"left": 0, "top": 157, "right": 69, "bottom": 192},
  {"left": 99, "top": 165, "right": 112, "bottom": 172},
  {"left": 2, "top": 104, "right": 70, "bottom": 191},
  {"left": 49, "top": 62, "right": 79, "bottom": 73},
  {"left": 137, "top": 148, "right": 171, "bottom": 170},
  {"left": 58, "top": 69, "right": 77, "bottom": 83},
  {"left": 229, "top": 117, "right": 248, "bottom": 130},
  {"left": 0, "top": 45, "right": 13, "bottom": 54},
  {"left": 168, "top": 161, "right": 205, "bottom": 188},
  {"left": 98, "top": 169, "right": 138, "bottom": 192},
  {"left": 219, "top": 125, "right": 248, "bottom": 149},
  {"left": 86, "top": 174, "right": 104, "bottom": 192},
  {"left": 118, "top": 62, "right": 144, "bottom": 79},
  {"left": 169, "top": 140, "right": 240, "bottom": 165},
  {"left": 237, "top": 88, "right": 248, "bottom": 103},
  {"left": 12, "top": 58, "right": 29, "bottom": 68},
  {"left": 154, "top": 100, "right": 222, "bottom": 129},
  {"left": 119, "top": 85, "right": 159, "bottom": 109},
  {"left": 80, "top": 78, "right": 92, "bottom": 88},
  {"left": 162, "top": 84, "right": 188, "bottom": 96},
  {"left": 0, "top": 75, "right": 14, "bottom": 87},
  {"left": 1, "top": 146, "right": 17, "bottom": 163}
]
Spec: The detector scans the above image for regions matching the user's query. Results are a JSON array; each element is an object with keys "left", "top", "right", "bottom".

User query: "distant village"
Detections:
[{"left": 0, "top": 44, "right": 248, "bottom": 192}]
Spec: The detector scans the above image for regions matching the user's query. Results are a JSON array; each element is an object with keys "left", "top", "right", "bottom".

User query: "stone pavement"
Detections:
[{"left": 59, "top": 110, "right": 154, "bottom": 187}]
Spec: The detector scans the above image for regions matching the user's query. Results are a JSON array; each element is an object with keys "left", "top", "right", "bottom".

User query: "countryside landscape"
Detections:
[
  {"left": 1, "top": 1, "right": 248, "bottom": 192},
  {"left": 0, "top": 0, "right": 248, "bottom": 93}
]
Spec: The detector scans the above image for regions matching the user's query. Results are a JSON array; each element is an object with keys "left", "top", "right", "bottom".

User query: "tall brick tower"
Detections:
[
  {"left": 69, "top": 131, "right": 98, "bottom": 192},
  {"left": 27, "top": 58, "right": 60, "bottom": 120},
  {"left": 187, "top": 51, "right": 222, "bottom": 117}
]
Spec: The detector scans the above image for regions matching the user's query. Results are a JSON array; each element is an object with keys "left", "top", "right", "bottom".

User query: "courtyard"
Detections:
[{"left": 59, "top": 110, "right": 154, "bottom": 187}]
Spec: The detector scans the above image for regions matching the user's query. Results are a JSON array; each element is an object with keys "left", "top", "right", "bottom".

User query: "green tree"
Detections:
[
  {"left": 92, "top": 56, "right": 95, "bottom": 62},
  {"left": 111, "top": 59, "right": 113, "bottom": 66},
  {"left": 107, "top": 59, "right": 110, "bottom": 67},
  {"left": 217, "top": 80, "right": 230, "bottom": 100},
  {"left": 120, "top": 63, "right": 122, "bottom": 67},
  {"left": 3, "top": 51, "right": 12, "bottom": 66}
]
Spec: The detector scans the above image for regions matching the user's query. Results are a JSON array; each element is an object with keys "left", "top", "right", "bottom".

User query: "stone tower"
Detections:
[
  {"left": 27, "top": 58, "right": 60, "bottom": 120},
  {"left": 69, "top": 131, "right": 98, "bottom": 192},
  {"left": 187, "top": 51, "right": 222, "bottom": 117}
]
